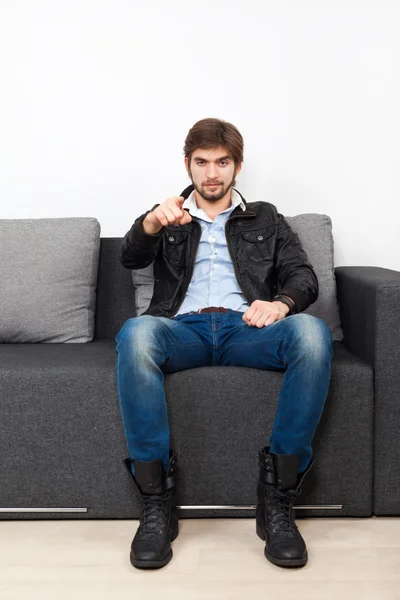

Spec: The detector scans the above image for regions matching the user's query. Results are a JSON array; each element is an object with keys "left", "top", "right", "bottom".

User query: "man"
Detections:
[{"left": 116, "top": 118, "right": 333, "bottom": 570}]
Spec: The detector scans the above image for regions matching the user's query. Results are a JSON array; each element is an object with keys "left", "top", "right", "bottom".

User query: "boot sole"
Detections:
[
  {"left": 264, "top": 548, "right": 308, "bottom": 568},
  {"left": 257, "top": 521, "right": 307, "bottom": 568},
  {"left": 130, "top": 522, "right": 179, "bottom": 570},
  {"left": 130, "top": 549, "right": 173, "bottom": 569}
]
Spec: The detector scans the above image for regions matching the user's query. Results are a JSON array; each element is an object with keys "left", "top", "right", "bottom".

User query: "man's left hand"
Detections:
[{"left": 242, "top": 299, "right": 289, "bottom": 328}]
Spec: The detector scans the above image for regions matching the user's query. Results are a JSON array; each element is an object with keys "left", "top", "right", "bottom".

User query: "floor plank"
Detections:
[{"left": 0, "top": 517, "right": 398, "bottom": 600}]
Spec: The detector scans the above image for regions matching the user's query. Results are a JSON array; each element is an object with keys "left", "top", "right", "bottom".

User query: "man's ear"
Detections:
[
  {"left": 184, "top": 157, "right": 190, "bottom": 174},
  {"left": 235, "top": 162, "right": 243, "bottom": 177}
]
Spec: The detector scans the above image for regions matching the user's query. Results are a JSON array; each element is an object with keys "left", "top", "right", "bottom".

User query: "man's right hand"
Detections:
[{"left": 142, "top": 196, "right": 192, "bottom": 235}]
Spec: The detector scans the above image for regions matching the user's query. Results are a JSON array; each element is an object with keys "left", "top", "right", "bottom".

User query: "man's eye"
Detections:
[{"left": 220, "top": 161, "right": 228, "bottom": 166}]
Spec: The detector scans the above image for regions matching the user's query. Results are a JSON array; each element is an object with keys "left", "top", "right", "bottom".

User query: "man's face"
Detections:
[{"left": 185, "top": 146, "right": 242, "bottom": 202}]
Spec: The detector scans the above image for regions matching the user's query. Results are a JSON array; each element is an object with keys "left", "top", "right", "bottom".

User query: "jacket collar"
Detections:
[{"left": 180, "top": 184, "right": 255, "bottom": 218}]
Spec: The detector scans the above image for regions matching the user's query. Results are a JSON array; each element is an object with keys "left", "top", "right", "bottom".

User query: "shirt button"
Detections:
[
  {"left": 168, "top": 236, "right": 175, "bottom": 242},
  {"left": 257, "top": 235, "right": 264, "bottom": 241}
]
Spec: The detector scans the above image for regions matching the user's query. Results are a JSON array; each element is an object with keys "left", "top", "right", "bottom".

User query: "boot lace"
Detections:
[
  {"left": 139, "top": 492, "right": 170, "bottom": 538},
  {"left": 268, "top": 488, "right": 298, "bottom": 537}
]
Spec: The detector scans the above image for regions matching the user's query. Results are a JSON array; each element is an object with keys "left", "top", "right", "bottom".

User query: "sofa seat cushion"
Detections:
[{"left": 0, "top": 341, "right": 372, "bottom": 518}]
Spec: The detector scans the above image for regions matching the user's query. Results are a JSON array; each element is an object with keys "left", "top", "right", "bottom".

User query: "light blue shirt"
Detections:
[{"left": 175, "top": 189, "right": 249, "bottom": 316}]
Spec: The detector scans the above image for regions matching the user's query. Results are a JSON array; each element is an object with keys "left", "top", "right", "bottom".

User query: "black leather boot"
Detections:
[
  {"left": 256, "top": 446, "right": 313, "bottom": 568},
  {"left": 124, "top": 450, "right": 179, "bottom": 569}
]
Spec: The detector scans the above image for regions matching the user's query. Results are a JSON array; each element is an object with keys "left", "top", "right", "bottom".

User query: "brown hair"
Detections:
[{"left": 183, "top": 118, "right": 244, "bottom": 168}]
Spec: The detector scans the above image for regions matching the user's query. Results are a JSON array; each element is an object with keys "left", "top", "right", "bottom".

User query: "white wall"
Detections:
[{"left": 1, "top": 0, "right": 399, "bottom": 270}]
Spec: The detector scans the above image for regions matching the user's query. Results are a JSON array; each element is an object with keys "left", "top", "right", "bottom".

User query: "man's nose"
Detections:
[{"left": 206, "top": 163, "right": 218, "bottom": 179}]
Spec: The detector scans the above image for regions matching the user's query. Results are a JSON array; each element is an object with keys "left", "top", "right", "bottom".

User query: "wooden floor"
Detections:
[{"left": 0, "top": 517, "right": 399, "bottom": 600}]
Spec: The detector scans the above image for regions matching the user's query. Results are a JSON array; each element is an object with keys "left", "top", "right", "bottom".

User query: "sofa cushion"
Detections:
[
  {"left": 0, "top": 218, "right": 101, "bottom": 343},
  {"left": 286, "top": 214, "right": 342, "bottom": 341},
  {"left": 0, "top": 340, "right": 372, "bottom": 517},
  {"left": 131, "top": 213, "right": 343, "bottom": 341}
]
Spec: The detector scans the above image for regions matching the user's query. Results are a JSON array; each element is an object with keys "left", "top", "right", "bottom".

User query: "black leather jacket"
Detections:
[{"left": 120, "top": 184, "right": 318, "bottom": 318}]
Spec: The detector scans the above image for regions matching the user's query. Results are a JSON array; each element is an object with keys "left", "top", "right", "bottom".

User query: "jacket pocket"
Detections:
[
  {"left": 240, "top": 227, "right": 275, "bottom": 261},
  {"left": 163, "top": 230, "right": 189, "bottom": 266}
]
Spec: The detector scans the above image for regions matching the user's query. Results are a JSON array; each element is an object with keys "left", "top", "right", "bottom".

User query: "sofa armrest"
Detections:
[
  {"left": 335, "top": 266, "right": 400, "bottom": 514},
  {"left": 335, "top": 266, "right": 400, "bottom": 363}
]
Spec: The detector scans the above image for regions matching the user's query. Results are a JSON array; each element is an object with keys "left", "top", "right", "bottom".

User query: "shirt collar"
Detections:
[{"left": 182, "top": 188, "right": 246, "bottom": 218}]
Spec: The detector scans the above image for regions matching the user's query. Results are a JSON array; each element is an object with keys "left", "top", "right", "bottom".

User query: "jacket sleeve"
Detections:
[
  {"left": 274, "top": 213, "right": 319, "bottom": 313},
  {"left": 120, "top": 204, "right": 163, "bottom": 269}
]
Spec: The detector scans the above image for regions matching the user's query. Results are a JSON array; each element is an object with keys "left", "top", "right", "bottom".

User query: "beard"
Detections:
[{"left": 190, "top": 171, "right": 236, "bottom": 202}]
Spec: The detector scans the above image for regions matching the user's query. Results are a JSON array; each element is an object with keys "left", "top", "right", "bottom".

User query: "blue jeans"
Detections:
[{"left": 115, "top": 311, "right": 333, "bottom": 474}]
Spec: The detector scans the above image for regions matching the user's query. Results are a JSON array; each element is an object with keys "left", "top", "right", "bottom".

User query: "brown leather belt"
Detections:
[
  {"left": 179, "top": 306, "right": 238, "bottom": 316},
  {"left": 198, "top": 306, "right": 229, "bottom": 314}
]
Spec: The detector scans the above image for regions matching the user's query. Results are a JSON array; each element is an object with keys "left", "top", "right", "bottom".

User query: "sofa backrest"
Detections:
[
  {"left": 96, "top": 217, "right": 344, "bottom": 341},
  {"left": 129, "top": 214, "right": 343, "bottom": 341},
  {"left": 94, "top": 238, "right": 135, "bottom": 339}
]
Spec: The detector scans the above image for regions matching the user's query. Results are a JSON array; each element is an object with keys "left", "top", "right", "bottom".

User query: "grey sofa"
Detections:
[{"left": 1, "top": 237, "right": 399, "bottom": 519}]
